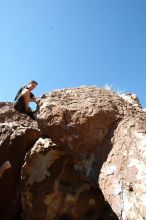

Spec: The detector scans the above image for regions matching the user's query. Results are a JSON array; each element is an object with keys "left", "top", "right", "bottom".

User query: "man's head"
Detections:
[{"left": 28, "top": 80, "right": 38, "bottom": 90}]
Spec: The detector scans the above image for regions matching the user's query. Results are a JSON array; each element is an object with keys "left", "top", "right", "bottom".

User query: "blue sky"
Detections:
[{"left": 0, "top": 0, "right": 146, "bottom": 107}]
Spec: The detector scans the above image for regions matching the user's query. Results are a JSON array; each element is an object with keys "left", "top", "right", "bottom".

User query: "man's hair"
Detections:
[{"left": 29, "top": 80, "right": 38, "bottom": 85}]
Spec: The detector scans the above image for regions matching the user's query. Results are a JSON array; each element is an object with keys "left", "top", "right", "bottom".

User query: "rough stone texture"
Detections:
[
  {"left": 21, "top": 138, "right": 116, "bottom": 220},
  {"left": 1, "top": 87, "right": 146, "bottom": 220},
  {"left": 0, "top": 102, "right": 30, "bottom": 123},
  {"left": 99, "top": 112, "right": 146, "bottom": 220},
  {"left": 36, "top": 87, "right": 143, "bottom": 176},
  {"left": 119, "top": 93, "right": 142, "bottom": 109},
  {"left": 37, "top": 87, "right": 125, "bottom": 156},
  {"left": 34, "top": 87, "right": 145, "bottom": 220},
  {"left": 0, "top": 102, "right": 41, "bottom": 220}
]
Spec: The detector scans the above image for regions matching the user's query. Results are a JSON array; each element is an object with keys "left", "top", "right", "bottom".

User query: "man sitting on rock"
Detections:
[{"left": 14, "top": 80, "right": 39, "bottom": 120}]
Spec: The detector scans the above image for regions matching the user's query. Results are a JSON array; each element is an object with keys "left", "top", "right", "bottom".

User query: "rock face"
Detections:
[
  {"left": 0, "top": 87, "right": 146, "bottom": 220},
  {"left": 35, "top": 87, "right": 145, "bottom": 220},
  {"left": 99, "top": 113, "right": 146, "bottom": 219},
  {"left": 0, "top": 102, "right": 41, "bottom": 220},
  {"left": 37, "top": 87, "right": 124, "bottom": 156},
  {"left": 119, "top": 93, "right": 142, "bottom": 108},
  {"left": 21, "top": 138, "right": 108, "bottom": 220}
]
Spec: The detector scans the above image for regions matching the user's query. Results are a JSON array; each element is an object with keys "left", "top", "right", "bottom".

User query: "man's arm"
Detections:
[{"left": 30, "top": 93, "right": 40, "bottom": 104}]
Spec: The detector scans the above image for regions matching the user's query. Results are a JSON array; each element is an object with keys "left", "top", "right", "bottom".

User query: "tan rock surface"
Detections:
[
  {"left": 0, "top": 86, "right": 146, "bottom": 220},
  {"left": 21, "top": 138, "right": 115, "bottom": 220},
  {"left": 99, "top": 113, "right": 146, "bottom": 220},
  {"left": 37, "top": 87, "right": 125, "bottom": 155},
  {"left": 35, "top": 87, "right": 145, "bottom": 220},
  {"left": 119, "top": 93, "right": 142, "bottom": 108}
]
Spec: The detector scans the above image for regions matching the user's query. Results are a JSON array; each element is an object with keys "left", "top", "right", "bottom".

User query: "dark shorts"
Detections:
[
  {"left": 14, "top": 96, "right": 36, "bottom": 120},
  {"left": 13, "top": 96, "right": 26, "bottom": 113}
]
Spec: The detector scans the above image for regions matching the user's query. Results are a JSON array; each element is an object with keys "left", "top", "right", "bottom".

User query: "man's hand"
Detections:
[
  {"left": 25, "top": 106, "right": 31, "bottom": 113},
  {"left": 36, "top": 98, "right": 41, "bottom": 104}
]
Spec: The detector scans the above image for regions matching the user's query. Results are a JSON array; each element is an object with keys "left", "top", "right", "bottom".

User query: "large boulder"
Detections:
[
  {"left": 0, "top": 102, "right": 41, "bottom": 220},
  {"left": 36, "top": 87, "right": 143, "bottom": 175},
  {"left": 99, "top": 112, "right": 146, "bottom": 220},
  {"left": 37, "top": 87, "right": 126, "bottom": 156},
  {"left": 34, "top": 86, "right": 145, "bottom": 220},
  {"left": 1, "top": 86, "right": 146, "bottom": 220},
  {"left": 21, "top": 138, "right": 116, "bottom": 220}
]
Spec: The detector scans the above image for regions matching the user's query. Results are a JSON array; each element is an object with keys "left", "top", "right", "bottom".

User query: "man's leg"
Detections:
[{"left": 26, "top": 108, "right": 36, "bottom": 120}]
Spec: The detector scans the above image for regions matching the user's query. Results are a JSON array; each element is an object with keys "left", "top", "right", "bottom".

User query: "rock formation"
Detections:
[
  {"left": 21, "top": 138, "right": 108, "bottom": 220},
  {"left": 0, "top": 87, "right": 146, "bottom": 220},
  {"left": 0, "top": 102, "right": 41, "bottom": 220},
  {"left": 119, "top": 93, "right": 142, "bottom": 108}
]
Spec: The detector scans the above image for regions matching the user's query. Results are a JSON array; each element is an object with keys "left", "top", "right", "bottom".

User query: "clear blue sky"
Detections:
[{"left": 0, "top": 0, "right": 146, "bottom": 107}]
